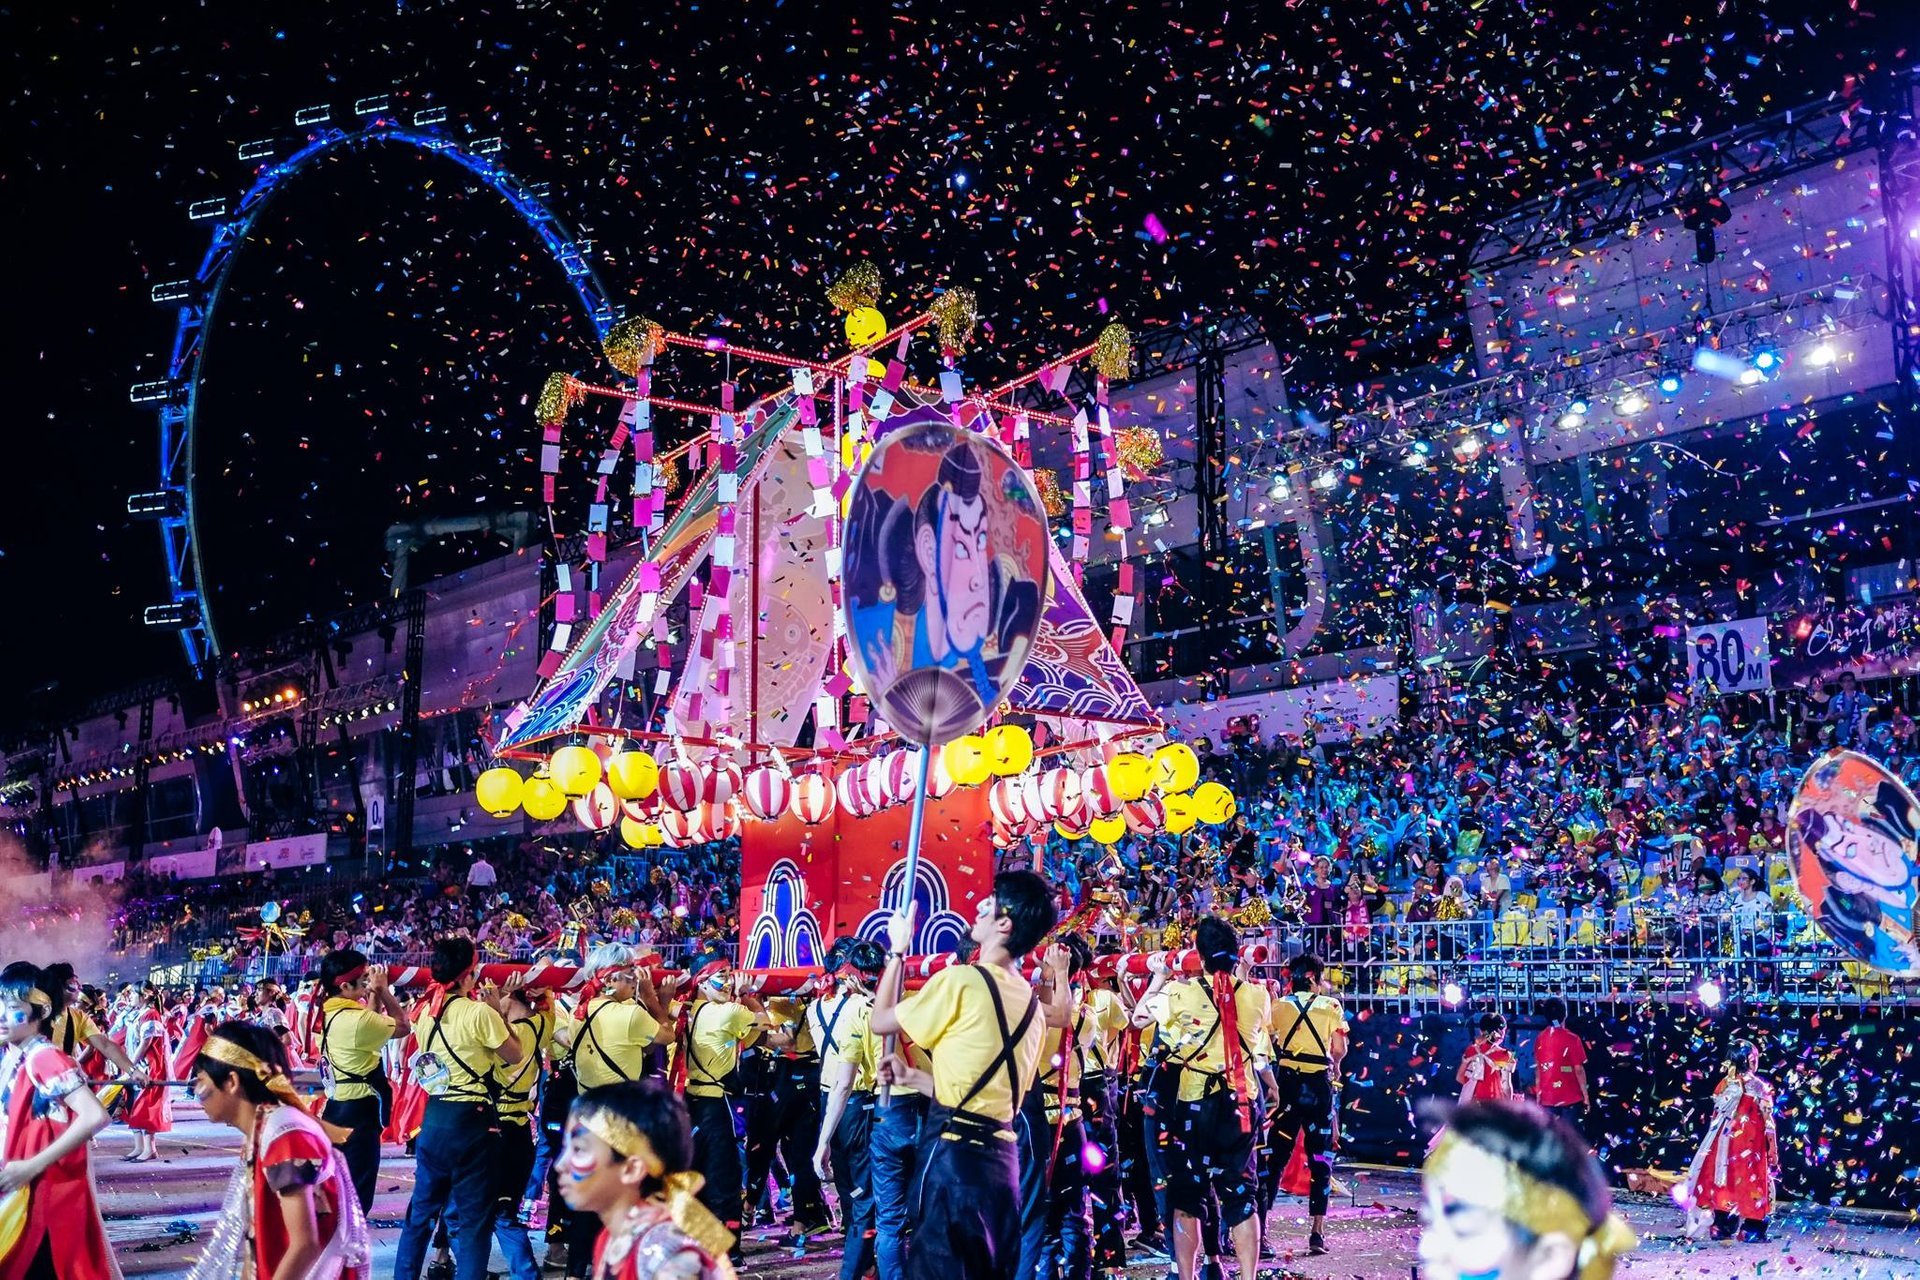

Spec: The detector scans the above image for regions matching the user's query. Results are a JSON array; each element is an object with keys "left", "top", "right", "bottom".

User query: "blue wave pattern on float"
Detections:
[
  {"left": 745, "top": 858, "right": 824, "bottom": 969},
  {"left": 857, "top": 858, "right": 969, "bottom": 956}
]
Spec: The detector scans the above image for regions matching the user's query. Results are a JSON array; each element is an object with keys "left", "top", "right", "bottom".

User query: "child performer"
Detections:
[
  {"left": 122, "top": 985, "right": 173, "bottom": 1162},
  {"left": 1457, "top": 1013, "right": 1516, "bottom": 1104},
  {"left": 556, "top": 1081, "right": 737, "bottom": 1280},
  {"left": 0, "top": 962, "right": 117, "bottom": 1280},
  {"left": 183, "top": 1020, "right": 370, "bottom": 1280},
  {"left": 1678, "top": 1039, "right": 1780, "bottom": 1242}
]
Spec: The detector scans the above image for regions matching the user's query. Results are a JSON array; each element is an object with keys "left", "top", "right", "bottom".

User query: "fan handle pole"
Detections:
[{"left": 878, "top": 743, "right": 934, "bottom": 1108}]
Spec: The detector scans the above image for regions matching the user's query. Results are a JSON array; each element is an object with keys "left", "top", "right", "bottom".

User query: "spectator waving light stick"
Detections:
[{"left": 840, "top": 394, "right": 1052, "bottom": 1101}]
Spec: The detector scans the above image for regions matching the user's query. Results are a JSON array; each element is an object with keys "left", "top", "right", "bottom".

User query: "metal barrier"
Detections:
[{"left": 1242, "top": 910, "right": 1912, "bottom": 1007}]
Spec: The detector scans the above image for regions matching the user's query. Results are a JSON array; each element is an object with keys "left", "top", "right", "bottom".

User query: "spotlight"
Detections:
[
  {"left": 1656, "top": 372, "right": 1684, "bottom": 395},
  {"left": 1809, "top": 342, "right": 1837, "bottom": 367},
  {"left": 1268, "top": 478, "right": 1293, "bottom": 500},
  {"left": 1567, "top": 397, "right": 1591, "bottom": 417},
  {"left": 1441, "top": 981, "right": 1466, "bottom": 1008},
  {"left": 1615, "top": 391, "right": 1649, "bottom": 416},
  {"left": 1402, "top": 448, "right": 1429, "bottom": 468},
  {"left": 1738, "top": 368, "right": 1765, "bottom": 386},
  {"left": 1312, "top": 469, "right": 1338, "bottom": 491},
  {"left": 1696, "top": 978, "right": 1724, "bottom": 1009},
  {"left": 1557, "top": 410, "right": 1586, "bottom": 430},
  {"left": 1751, "top": 347, "right": 1782, "bottom": 374},
  {"left": 1452, "top": 434, "right": 1484, "bottom": 462}
]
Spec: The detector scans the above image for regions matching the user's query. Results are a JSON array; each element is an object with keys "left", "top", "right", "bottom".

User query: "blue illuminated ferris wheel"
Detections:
[{"left": 129, "top": 96, "right": 622, "bottom": 676}]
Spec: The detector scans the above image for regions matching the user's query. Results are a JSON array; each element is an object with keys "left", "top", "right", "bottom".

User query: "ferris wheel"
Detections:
[{"left": 129, "top": 95, "right": 622, "bottom": 675}]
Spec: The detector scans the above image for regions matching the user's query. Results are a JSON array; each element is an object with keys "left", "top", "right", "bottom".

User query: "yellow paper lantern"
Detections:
[
  {"left": 844, "top": 306, "right": 888, "bottom": 348},
  {"left": 522, "top": 774, "right": 568, "bottom": 822},
  {"left": 1193, "top": 781, "right": 1235, "bottom": 825},
  {"left": 943, "top": 734, "right": 991, "bottom": 788},
  {"left": 549, "top": 744, "right": 603, "bottom": 797},
  {"left": 619, "top": 816, "right": 663, "bottom": 849},
  {"left": 606, "top": 751, "right": 660, "bottom": 801},
  {"left": 474, "top": 767, "right": 524, "bottom": 818},
  {"left": 1152, "top": 743, "right": 1200, "bottom": 795},
  {"left": 984, "top": 724, "right": 1034, "bottom": 777},
  {"left": 1089, "top": 814, "right": 1127, "bottom": 845},
  {"left": 1163, "top": 792, "right": 1198, "bottom": 836},
  {"left": 1107, "top": 753, "right": 1152, "bottom": 802},
  {"left": 1054, "top": 819, "right": 1090, "bottom": 841}
]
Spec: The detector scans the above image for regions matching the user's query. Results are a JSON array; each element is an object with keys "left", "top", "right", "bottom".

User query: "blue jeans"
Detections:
[
  {"left": 394, "top": 1100, "right": 500, "bottom": 1280},
  {"left": 492, "top": 1121, "right": 539, "bottom": 1280},
  {"left": 1016, "top": 1091, "right": 1055, "bottom": 1280},
  {"left": 871, "top": 1094, "right": 925, "bottom": 1280}
]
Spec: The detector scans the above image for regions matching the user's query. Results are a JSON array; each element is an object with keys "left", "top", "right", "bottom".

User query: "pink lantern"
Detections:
[
  {"left": 742, "top": 766, "right": 791, "bottom": 821},
  {"left": 706, "top": 760, "right": 744, "bottom": 808},
  {"left": 791, "top": 773, "right": 835, "bottom": 825},
  {"left": 1080, "top": 766, "right": 1121, "bottom": 819},
  {"left": 572, "top": 783, "right": 618, "bottom": 832},
  {"left": 1038, "top": 767, "right": 1084, "bottom": 821},
  {"left": 988, "top": 778, "right": 1029, "bottom": 830},
  {"left": 1122, "top": 796, "right": 1165, "bottom": 836},
  {"left": 660, "top": 761, "right": 705, "bottom": 812}
]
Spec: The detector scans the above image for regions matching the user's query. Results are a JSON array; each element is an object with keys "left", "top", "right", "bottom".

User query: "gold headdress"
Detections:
[
  {"left": 201, "top": 1035, "right": 354, "bottom": 1144},
  {"left": 1424, "top": 1131, "right": 1637, "bottom": 1280},
  {"left": 579, "top": 1108, "right": 737, "bottom": 1261}
]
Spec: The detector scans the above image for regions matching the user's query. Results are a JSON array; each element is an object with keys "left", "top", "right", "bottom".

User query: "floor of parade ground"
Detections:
[{"left": 103, "top": 1105, "right": 1920, "bottom": 1280}]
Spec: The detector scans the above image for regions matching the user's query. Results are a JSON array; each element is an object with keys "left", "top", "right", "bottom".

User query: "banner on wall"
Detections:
[
  {"left": 738, "top": 784, "right": 992, "bottom": 968},
  {"left": 243, "top": 833, "right": 329, "bottom": 872},
  {"left": 1684, "top": 616, "right": 1773, "bottom": 694},
  {"left": 70, "top": 862, "right": 127, "bottom": 885},
  {"left": 1158, "top": 674, "right": 1400, "bottom": 745},
  {"left": 1773, "top": 601, "right": 1920, "bottom": 687}
]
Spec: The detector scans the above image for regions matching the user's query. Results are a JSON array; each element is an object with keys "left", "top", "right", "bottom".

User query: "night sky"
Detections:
[{"left": 0, "top": 0, "right": 1904, "bottom": 722}]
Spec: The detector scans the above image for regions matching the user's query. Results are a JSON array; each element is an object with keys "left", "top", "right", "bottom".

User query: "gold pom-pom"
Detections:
[
  {"left": 1092, "top": 322, "right": 1133, "bottom": 380},
  {"left": 1115, "top": 426, "right": 1165, "bottom": 479},
  {"left": 657, "top": 455, "right": 683, "bottom": 495},
  {"left": 929, "top": 287, "right": 979, "bottom": 356},
  {"left": 603, "top": 317, "right": 665, "bottom": 377},
  {"left": 1032, "top": 467, "right": 1068, "bottom": 519},
  {"left": 535, "top": 372, "right": 583, "bottom": 427},
  {"left": 826, "top": 261, "right": 883, "bottom": 313}
]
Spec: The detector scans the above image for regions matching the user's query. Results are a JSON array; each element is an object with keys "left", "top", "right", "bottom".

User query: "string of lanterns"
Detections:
[{"left": 472, "top": 729, "right": 1234, "bottom": 852}]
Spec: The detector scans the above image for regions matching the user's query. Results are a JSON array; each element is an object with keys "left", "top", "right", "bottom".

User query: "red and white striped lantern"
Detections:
[
  {"left": 927, "top": 749, "right": 956, "bottom": 799},
  {"left": 791, "top": 773, "right": 835, "bottom": 825},
  {"left": 1038, "top": 767, "right": 1084, "bottom": 821},
  {"left": 706, "top": 800, "right": 741, "bottom": 842},
  {"left": 660, "top": 761, "right": 705, "bottom": 812},
  {"left": 572, "top": 783, "right": 618, "bottom": 832},
  {"left": 988, "top": 778, "right": 1029, "bottom": 830},
  {"left": 874, "top": 753, "right": 916, "bottom": 806},
  {"left": 705, "top": 760, "right": 744, "bottom": 808},
  {"left": 619, "top": 793, "right": 660, "bottom": 823},
  {"left": 834, "top": 768, "right": 871, "bottom": 818},
  {"left": 1122, "top": 795, "right": 1165, "bottom": 836},
  {"left": 742, "top": 766, "right": 791, "bottom": 821},
  {"left": 658, "top": 807, "right": 700, "bottom": 847},
  {"left": 1080, "top": 766, "right": 1121, "bottom": 819}
]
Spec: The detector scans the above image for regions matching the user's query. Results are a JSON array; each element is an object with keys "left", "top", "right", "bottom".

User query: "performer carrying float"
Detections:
[
  {"left": 183, "top": 1020, "right": 371, "bottom": 1280},
  {"left": 311, "top": 950, "right": 411, "bottom": 1213},
  {"left": 0, "top": 962, "right": 117, "bottom": 1280}
]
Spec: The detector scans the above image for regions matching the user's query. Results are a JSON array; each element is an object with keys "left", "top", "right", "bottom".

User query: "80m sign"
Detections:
[{"left": 1685, "top": 617, "right": 1773, "bottom": 693}]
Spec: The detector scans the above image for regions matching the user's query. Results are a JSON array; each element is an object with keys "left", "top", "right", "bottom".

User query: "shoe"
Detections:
[
  {"left": 1130, "top": 1235, "right": 1170, "bottom": 1259},
  {"left": 1738, "top": 1226, "right": 1769, "bottom": 1244},
  {"left": 1710, "top": 1222, "right": 1734, "bottom": 1242},
  {"left": 426, "top": 1260, "right": 454, "bottom": 1280},
  {"left": 542, "top": 1245, "right": 568, "bottom": 1271},
  {"left": 727, "top": 1249, "right": 746, "bottom": 1270},
  {"left": 1308, "top": 1232, "right": 1328, "bottom": 1256}
]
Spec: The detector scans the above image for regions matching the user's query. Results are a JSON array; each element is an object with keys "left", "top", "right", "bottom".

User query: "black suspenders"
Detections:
[
  {"left": 1276, "top": 995, "right": 1331, "bottom": 1070},
  {"left": 950, "top": 966, "right": 1040, "bottom": 1122}
]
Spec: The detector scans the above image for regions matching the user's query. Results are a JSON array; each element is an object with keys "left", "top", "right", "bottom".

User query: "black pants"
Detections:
[
  {"left": 1043, "top": 1113, "right": 1093, "bottom": 1280},
  {"left": 1119, "top": 1068, "right": 1163, "bottom": 1242},
  {"left": 745, "top": 1060, "right": 830, "bottom": 1228},
  {"left": 688, "top": 1092, "right": 746, "bottom": 1242},
  {"left": 906, "top": 1125, "right": 1021, "bottom": 1280},
  {"left": 1080, "top": 1073, "right": 1127, "bottom": 1270},
  {"left": 1169, "top": 1091, "right": 1262, "bottom": 1230},
  {"left": 321, "top": 1092, "right": 384, "bottom": 1213},
  {"left": 831, "top": 1097, "right": 878, "bottom": 1280},
  {"left": 1015, "top": 1090, "right": 1056, "bottom": 1280},
  {"left": 1263, "top": 1070, "right": 1333, "bottom": 1218}
]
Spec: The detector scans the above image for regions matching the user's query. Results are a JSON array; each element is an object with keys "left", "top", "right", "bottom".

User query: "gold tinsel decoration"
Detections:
[
  {"left": 1092, "top": 322, "right": 1133, "bottom": 379},
  {"left": 1032, "top": 467, "right": 1069, "bottom": 518},
  {"left": 929, "top": 287, "right": 979, "bottom": 356},
  {"left": 658, "top": 454, "right": 683, "bottom": 495},
  {"left": 535, "top": 372, "right": 583, "bottom": 427},
  {"left": 826, "top": 261, "right": 883, "bottom": 312},
  {"left": 603, "top": 317, "right": 665, "bottom": 377},
  {"left": 1115, "top": 425, "right": 1165, "bottom": 478}
]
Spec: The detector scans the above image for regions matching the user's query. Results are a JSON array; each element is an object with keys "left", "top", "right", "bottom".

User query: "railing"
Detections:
[
  {"left": 145, "top": 938, "right": 726, "bottom": 987},
  {"left": 1241, "top": 910, "right": 1914, "bottom": 1007}
]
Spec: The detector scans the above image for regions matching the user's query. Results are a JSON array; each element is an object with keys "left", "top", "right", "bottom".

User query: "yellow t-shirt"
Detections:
[
  {"left": 1268, "top": 992, "right": 1347, "bottom": 1075},
  {"left": 822, "top": 1000, "right": 878, "bottom": 1095},
  {"left": 320, "top": 998, "right": 397, "bottom": 1102},
  {"left": 1157, "top": 977, "right": 1272, "bottom": 1103},
  {"left": 766, "top": 997, "right": 816, "bottom": 1058},
  {"left": 1037, "top": 987, "right": 1131, "bottom": 1118},
  {"left": 1080, "top": 988, "right": 1129, "bottom": 1076},
  {"left": 570, "top": 997, "right": 661, "bottom": 1090},
  {"left": 494, "top": 1012, "right": 555, "bottom": 1123},
  {"left": 678, "top": 1000, "right": 758, "bottom": 1098},
  {"left": 807, "top": 992, "right": 873, "bottom": 1091},
  {"left": 412, "top": 996, "right": 511, "bottom": 1104},
  {"left": 893, "top": 963, "right": 1043, "bottom": 1133},
  {"left": 52, "top": 1007, "right": 102, "bottom": 1059}
]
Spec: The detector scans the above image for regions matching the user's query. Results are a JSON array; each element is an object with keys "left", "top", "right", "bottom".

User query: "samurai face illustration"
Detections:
[{"left": 915, "top": 459, "right": 991, "bottom": 663}]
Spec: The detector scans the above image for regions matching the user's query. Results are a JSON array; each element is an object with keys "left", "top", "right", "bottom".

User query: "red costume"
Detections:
[
  {"left": 382, "top": 1032, "right": 426, "bottom": 1146},
  {"left": 122, "top": 1008, "right": 173, "bottom": 1135},
  {"left": 181, "top": 1102, "right": 371, "bottom": 1280},
  {"left": 168, "top": 1008, "right": 213, "bottom": 1083},
  {"left": 1682, "top": 1072, "right": 1778, "bottom": 1224},
  {"left": 590, "top": 1201, "right": 734, "bottom": 1280},
  {"left": 1457, "top": 1041, "right": 1516, "bottom": 1104},
  {"left": 0, "top": 1039, "right": 119, "bottom": 1280}
]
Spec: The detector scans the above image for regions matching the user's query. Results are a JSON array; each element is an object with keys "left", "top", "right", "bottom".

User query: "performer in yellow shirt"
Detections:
[
  {"left": 393, "top": 936, "right": 525, "bottom": 1280},
  {"left": 870, "top": 869, "right": 1057, "bottom": 1280},
  {"left": 1021, "top": 933, "right": 1109, "bottom": 1280},
  {"left": 492, "top": 982, "right": 556, "bottom": 1280},
  {"left": 1262, "top": 952, "right": 1348, "bottom": 1256},
  {"left": 671, "top": 961, "right": 781, "bottom": 1267},
  {"left": 808, "top": 939, "right": 888, "bottom": 1280},
  {"left": 1138, "top": 916, "right": 1274, "bottom": 1280},
  {"left": 1078, "top": 947, "right": 1134, "bottom": 1277},
  {"left": 313, "top": 948, "right": 411, "bottom": 1213}
]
